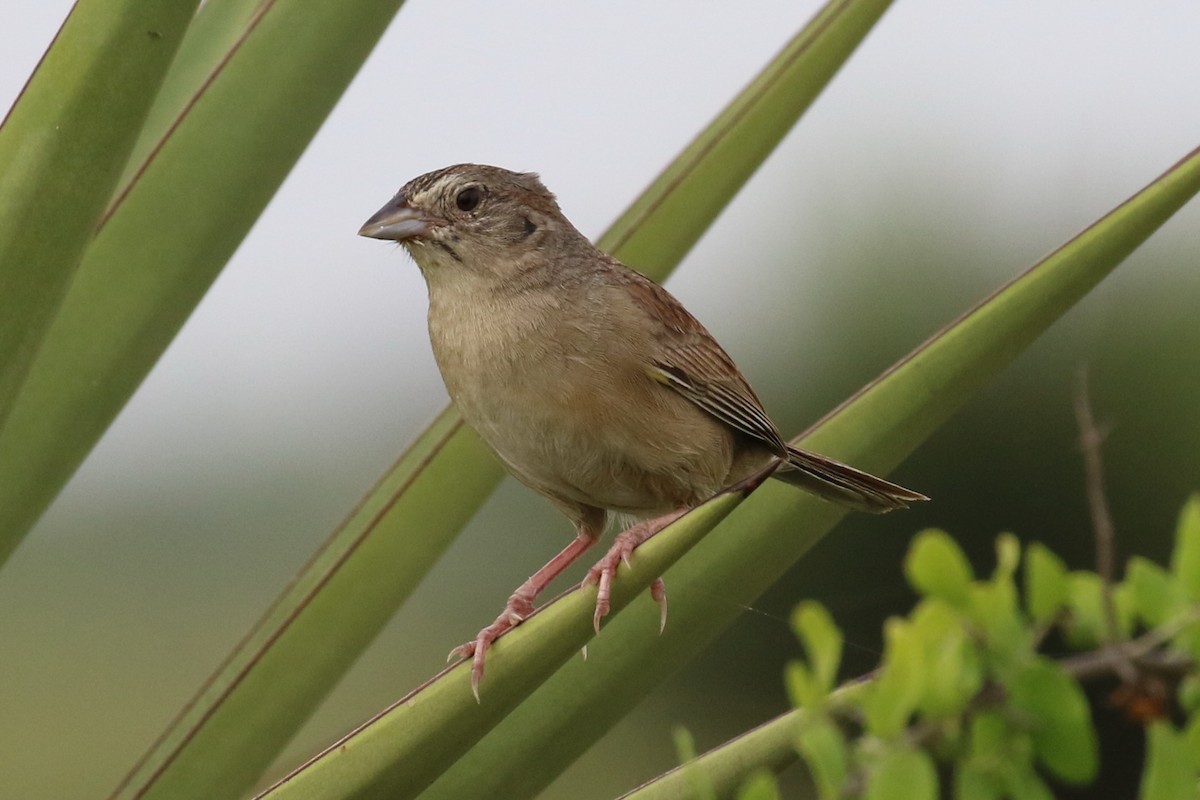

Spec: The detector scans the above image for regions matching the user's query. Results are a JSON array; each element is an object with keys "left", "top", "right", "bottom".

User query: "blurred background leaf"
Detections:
[
  {"left": 0, "top": 0, "right": 406, "bottom": 560},
  {"left": 0, "top": 0, "right": 195, "bottom": 437}
]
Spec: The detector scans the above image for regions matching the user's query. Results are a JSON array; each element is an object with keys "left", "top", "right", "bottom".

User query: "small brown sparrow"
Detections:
[{"left": 360, "top": 164, "right": 926, "bottom": 696}]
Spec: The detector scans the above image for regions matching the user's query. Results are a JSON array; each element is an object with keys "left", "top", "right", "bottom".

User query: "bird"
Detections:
[{"left": 359, "top": 164, "right": 927, "bottom": 697}]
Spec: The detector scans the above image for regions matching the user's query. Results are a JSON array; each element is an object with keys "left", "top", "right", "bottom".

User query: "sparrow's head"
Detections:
[{"left": 359, "top": 164, "right": 579, "bottom": 278}]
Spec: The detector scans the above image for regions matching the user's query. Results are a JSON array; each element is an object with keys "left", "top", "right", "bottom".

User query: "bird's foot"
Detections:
[
  {"left": 449, "top": 589, "right": 536, "bottom": 702},
  {"left": 583, "top": 509, "right": 685, "bottom": 633}
]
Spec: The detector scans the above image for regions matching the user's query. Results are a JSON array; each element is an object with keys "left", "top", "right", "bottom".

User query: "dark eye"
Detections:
[{"left": 455, "top": 186, "right": 482, "bottom": 212}]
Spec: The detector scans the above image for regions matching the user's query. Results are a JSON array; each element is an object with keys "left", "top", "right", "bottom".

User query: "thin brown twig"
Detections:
[{"left": 1074, "top": 367, "right": 1138, "bottom": 684}]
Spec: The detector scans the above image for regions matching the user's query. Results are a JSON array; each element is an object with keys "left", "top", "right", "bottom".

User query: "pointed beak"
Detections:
[{"left": 358, "top": 193, "right": 434, "bottom": 241}]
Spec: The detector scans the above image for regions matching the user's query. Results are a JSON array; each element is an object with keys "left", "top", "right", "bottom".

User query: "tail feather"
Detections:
[{"left": 773, "top": 446, "right": 929, "bottom": 514}]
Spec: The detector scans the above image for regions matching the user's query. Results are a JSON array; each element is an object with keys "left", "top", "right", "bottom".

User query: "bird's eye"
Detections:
[{"left": 455, "top": 186, "right": 483, "bottom": 212}]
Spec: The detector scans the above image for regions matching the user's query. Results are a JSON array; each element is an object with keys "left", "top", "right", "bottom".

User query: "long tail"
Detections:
[{"left": 773, "top": 445, "right": 929, "bottom": 514}]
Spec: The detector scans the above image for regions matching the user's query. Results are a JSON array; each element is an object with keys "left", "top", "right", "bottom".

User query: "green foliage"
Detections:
[
  {"left": 796, "top": 716, "right": 849, "bottom": 800},
  {"left": 788, "top": 602, "right": 844, "bottom": 709},
  {"left": 735, "top": 770, "right": 781, "bottom": 800},
  {"left": 1171, "top": 496, "right": 1200, "bottom": 602},
  {"left": 1139, "top": 722, "right": 1195, "bottom": 800},
  {"left": 672, "top": 726, "right": 717, "bottom": 800},
  {"left": 1007, "top": 659, "right": 1097, "bottom": 783},
  {"left": 864, "top": 746, "right": 938, "bottom": 800},
  {"left": 905, "top": 529, "right": 974, "bottom": 608},
  {"left": 773, "top": 496, "right": 1200, "bottom": 798},
  {"left": 1024, "top": 543, "right": 1069, "bottom": 625}
]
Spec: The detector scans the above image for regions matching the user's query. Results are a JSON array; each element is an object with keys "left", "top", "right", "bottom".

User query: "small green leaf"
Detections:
[
  {"left": 674, "top": 725, "right": 717, "bottom": 800},
  {"left": 1126, "top": 557, "right": 1182, "bottom": 628},
  {"left": 1064, "top": 572, "right": 1107, "bottom": 648},
  {"left": 993, "top": 533, "right": 1021, "bottom": 583},
  {"left": 1139, "top": 722, "right": 1196, "bottom": 800},
  {"left": 785, "top": 661, "right": 823, "bottom": 710},
  {"left": 1171, "top": 496, "right": 1200, "bottom": 601},
  {"left": 1024, "top": 543, "right": 1069, "bottom": 625},
  {"left": 1170, "top": 625, "right": 1200, "bottom": 665},
  {"left": 969, "top": 711, "right": 1022, "bottom": 763},
  {"left": 863, "top": 619, "right": 926, "bottom": 738},
  {"left": 736, "top": 770, "right": 781, "bottom": 800},
  {"left": 911, "top": 598, "right": 960, "bottom": 639},
  {"left": 1179, "top": 675, "right": 1200, "bottom": 714},
  {"left": 968, "top": 580, "right": 1028, "bottom": 660},
  {"left": 954, "top": 764, "right": 1002, "bottom": 800},
  {"left": 795, "top": 716, "right": 848, "bottom": 800},
  {"left": 865, "top": 746, "right": 938, "bottom": 800},
  {"left": 906, "top": 529, "right": 974, "bottom": 607},
  {"left": 908, "top": 604, "right": 983, "bottom": 719},
  {"left": 1008, "top": 659, "right": 1098, "bottom": 784},
  {"left": 1186, "top": 713, "right": 1200, "bottom": 764},
  {"left": 792, "top": 602, "right": 843, "bottom": 694},
  {"left": 1064, "top": 572, "right": 1135, "bottom": 647},
  {"left": 932, "top": 630, "right": 984, "bottom": 719},
  {"left": 963, "top": 714, "right": 1037, "bottom": 799},
  {"left": 674, "top": 725, "right": 698, "bottom": 762},
  {"left": 1000, "top": 767, "right": 1055, "bottom": 800}
]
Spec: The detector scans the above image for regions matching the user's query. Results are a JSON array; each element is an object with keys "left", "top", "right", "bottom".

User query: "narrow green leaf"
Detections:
[
  {"left": 617, "top": 685, "right": 869, "bottom": 800},
  {"left": 0, "top": 0, "right": 407, "bottom": 562},
  {"left": 1024, "top": 543, "right": 1069, "bottom": 625},
  {"left": 110, "top": 408, "right": 501, "bottom": 800},
  {"left": 597, "top": 0, "right": 895, "bottom": 272},
  {"left": 0, "top": 0, "right": 196, "bottom": 432},
  {"left": 1171, "top": 495, "right": 1200, "bottom": 601},
  {"left": 864, "top": 747, "right": 938, "bottom": 800},
  {"left": 118, "top": 0, "right": 276, "bottom": 186},
  {"left": 1007, "top": 659, "right": 1098, "bottom": 784},
  {"left": 425, "top": 141, "right": 1200, "bottom": 799},
  {"left": 256, "top": 488, "right": 755, "bottom": 800},
  {"left": 1139, "top": 722, "right": 1196, "bottom": 800},
  {"left": 905, "top": 529, "right": 974, "bottom": 608}
]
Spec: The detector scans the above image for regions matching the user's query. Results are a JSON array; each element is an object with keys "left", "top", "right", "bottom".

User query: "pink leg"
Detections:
[
  {"left": 452, "top": 527, "right": 599, "bottom": 700},
  {"left": 583, "top": 508, "right": 687, "bottom": 634}
]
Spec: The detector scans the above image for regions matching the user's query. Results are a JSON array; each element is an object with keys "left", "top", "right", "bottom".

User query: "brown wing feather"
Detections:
[
  {"left": 614, "top": 264, "right": 788, "bottom": 457},
  {"left": 608, "top": 260, "right": 930, "bottom": 514}
]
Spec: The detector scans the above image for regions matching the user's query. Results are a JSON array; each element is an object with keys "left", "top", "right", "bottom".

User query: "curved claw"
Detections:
[
  {"left": 650, "top": 578, "right": 668, "bottom": 634},
  {"left": 583, "top": 511, "right": 684, "bottom": 633},
  {"left": 452, "top": 593, "right": 536, "bottom": 702}
]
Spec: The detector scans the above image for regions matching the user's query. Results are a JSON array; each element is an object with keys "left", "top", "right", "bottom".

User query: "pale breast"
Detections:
[{"left": 426, "top": 279, "right": 734, "bottom": 516}]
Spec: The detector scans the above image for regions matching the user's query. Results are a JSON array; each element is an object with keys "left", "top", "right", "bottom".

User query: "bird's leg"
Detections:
[
  {"left": 584, "top": 507, "right": 688, "bottom": 634},
  {"left": 451, "top": 526, "right": 599, "bottom": 700}
]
